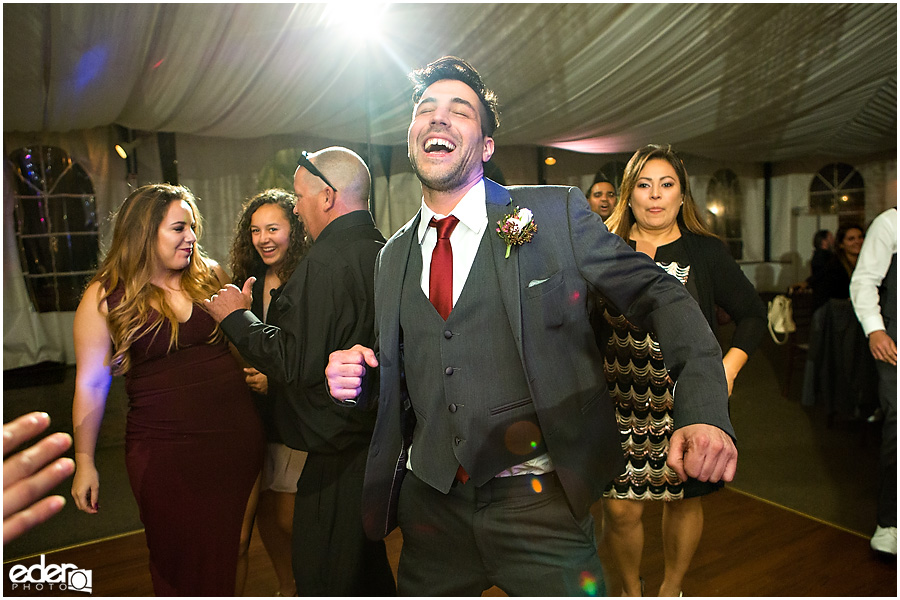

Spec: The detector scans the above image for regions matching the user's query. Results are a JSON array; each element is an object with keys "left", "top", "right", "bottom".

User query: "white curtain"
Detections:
[
  {"left": 4, "top": 4, "right": 895, "bottom": 162},
  {"left": 3, "top": 128, "right": 126, "bottom": 368}
]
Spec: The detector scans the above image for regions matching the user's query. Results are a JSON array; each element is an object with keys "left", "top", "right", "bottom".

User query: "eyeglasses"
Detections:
[{"left": 297, "top": 151, "right": 338, "bottom": 192}]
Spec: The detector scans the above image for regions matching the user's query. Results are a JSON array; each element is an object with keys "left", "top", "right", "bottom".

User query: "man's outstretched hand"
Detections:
[{"left": 667, "top": 423, "right": 737, "bottom": 483}]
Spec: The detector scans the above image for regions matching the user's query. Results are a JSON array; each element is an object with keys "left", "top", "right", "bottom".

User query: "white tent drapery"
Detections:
[{"left": 5, "top": 4, "right": 895, "bottom": 161}]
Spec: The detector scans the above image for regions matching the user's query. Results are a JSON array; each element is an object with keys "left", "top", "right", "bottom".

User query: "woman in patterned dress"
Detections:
[{"left": 597, "top": 145, "right": 766, "bottom": 596}]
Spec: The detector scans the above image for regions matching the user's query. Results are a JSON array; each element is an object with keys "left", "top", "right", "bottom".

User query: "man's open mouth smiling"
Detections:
[{"left": 424, "top": 138, "right": 456, "bottom": 153}]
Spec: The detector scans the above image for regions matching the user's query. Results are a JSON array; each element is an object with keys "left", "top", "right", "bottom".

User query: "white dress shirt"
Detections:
[
  {"left": 850, "top": 207, "right": 897, "bottom": 336},
  {"left": 417, "top": 179, "right": 487, "bottom": 306}
]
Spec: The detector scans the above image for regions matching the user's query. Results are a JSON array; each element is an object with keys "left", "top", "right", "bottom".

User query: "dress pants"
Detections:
[
  {"left": 396, "top": 469, "right": 607, "bottom": 596},
  {"left": 876, "top": 358, "right": 897, "bottom": 527},
  {"left": 292, "top": 445, "right": 397, "bottom": 596}
]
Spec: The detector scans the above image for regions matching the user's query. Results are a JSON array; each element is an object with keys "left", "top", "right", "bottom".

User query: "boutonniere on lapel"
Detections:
[{"left": 496, "top": 206, "right": 537, "bottom": 259}]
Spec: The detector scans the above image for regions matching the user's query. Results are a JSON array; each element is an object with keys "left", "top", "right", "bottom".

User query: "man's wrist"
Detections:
[{"left": 219, "top": 308, "right": 256, "bottom": 339}]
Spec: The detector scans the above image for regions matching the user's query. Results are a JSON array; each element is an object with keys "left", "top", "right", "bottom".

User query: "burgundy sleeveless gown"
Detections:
[{"left": 111, "top": 289, "right": 264, "bottom": 596}]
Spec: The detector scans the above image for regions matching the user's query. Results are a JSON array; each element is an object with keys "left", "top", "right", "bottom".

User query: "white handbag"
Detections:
[{"left": 767, "top": 294, "right": 797, "bottom": 345}]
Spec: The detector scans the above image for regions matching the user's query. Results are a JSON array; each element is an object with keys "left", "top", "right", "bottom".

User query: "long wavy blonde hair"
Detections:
[
  {"left": 605, "top": 144, "right": 716, "bottom": 241},
  {"left": 89, "top": 184, "right": 223, "bottom": 374}
]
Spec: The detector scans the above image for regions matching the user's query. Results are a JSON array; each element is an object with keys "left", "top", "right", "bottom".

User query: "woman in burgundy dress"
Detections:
[{"left": 71, "top": 184, "right": 264, "bottom": 596}]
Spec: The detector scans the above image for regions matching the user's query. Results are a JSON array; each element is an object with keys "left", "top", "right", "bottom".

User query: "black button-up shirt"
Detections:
[{"left": 221, "top": 210, "right": 385, "bottom": 453}]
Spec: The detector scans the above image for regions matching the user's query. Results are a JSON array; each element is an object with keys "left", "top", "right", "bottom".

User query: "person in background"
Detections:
[
  {"left": 810, "top": 229, "right": 835, "bottom": 279},
  {"left": 205, "top": 148, "right": 396, "bottom": 596},
  {"left": 849, "top": 206, "right": 897, "bottom": 556},
  {"left": 599, "top": 143, "right": 766, "bottom": 596},
  {"left": 809, "top": 224, "right": 864, "bottom": 311},
  {"left": 71, "top": 184, "right": 264, "bottom": 596},
  {"left": 229, "top": 189, "right": 310, "bottom": 596},
  {"left": 791, "top": 229, "right": 834, "bottom": 294},
  {"left": 325, "top": 57, "right": 737, "bottom": 597},
  {"left": 4, "top": 412, "right": 75, "bottom": 545},
  {"left": 586, "top": 173, "right": 618, "bottom": 220}
]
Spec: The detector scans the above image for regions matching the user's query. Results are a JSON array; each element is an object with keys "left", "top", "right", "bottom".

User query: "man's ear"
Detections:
[
  {"left": 482, "top": 136, "right": 495, "bottom": 163},
  {"left": 322, "top": 186, "right": 336, "bottom": 211}
]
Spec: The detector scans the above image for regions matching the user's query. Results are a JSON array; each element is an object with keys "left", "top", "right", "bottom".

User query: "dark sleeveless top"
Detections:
[{"left": 108, "top": 285, "right": 264, "bottom": 596}]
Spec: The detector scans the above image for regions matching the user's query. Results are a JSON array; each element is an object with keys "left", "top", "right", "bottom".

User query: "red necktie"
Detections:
[{"left": 428, "top": 216, "right": 459, "bottom": 320}]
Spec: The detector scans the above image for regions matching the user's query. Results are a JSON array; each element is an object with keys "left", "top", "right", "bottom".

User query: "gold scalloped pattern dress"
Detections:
[{"left": 601, "top": 261, "right": 692, "bottom": 501}]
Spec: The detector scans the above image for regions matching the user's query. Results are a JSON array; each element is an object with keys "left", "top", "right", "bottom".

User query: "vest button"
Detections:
[
  {"left": 448, "top": 403, "right": 457, "bottom": 413},
  {"left": 444, "top": 366, "right": 454, "bottom": 376},
  {"left": 454, "top": 436, "right": 461, "bottom": 445},
  {"left": 444, "top": 330, "right": 453, "bottom": 339}
]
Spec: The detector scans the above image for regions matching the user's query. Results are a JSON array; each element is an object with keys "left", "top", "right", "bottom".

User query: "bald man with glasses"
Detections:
[{"left": 206, "top": 146, "right": 396, "bottom": 596}]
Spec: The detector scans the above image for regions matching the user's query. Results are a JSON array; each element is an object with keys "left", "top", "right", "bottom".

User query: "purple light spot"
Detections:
[{"left": 75, "top": 46, "right": 109, "bottom": 91}]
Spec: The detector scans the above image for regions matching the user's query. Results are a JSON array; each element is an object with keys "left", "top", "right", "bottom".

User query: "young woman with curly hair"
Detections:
[
  {"left": 229, "top": 189, "right": 309, "bottom": 597},
  {"left": 71, "top": 184, "right": 264, "bottom": 596}
]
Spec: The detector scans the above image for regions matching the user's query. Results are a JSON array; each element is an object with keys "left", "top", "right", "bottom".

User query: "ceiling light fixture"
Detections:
[{"left": 115, "top": 138, "right": 145, "bottom": 160}]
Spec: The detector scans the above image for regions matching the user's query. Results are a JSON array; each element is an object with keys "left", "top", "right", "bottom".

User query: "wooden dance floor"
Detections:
[{"left": 3, "top": 488, "right": 895, "bottom": 596}]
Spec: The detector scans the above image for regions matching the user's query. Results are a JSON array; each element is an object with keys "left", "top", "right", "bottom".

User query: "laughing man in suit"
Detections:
[{"left": 325, "top": 56, "right": 737, "bottom": 596}]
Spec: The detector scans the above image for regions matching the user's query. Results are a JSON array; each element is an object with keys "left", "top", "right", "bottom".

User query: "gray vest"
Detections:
[
  {"left": 400, "top": 227, "right": 547, "bottom": 492},
  {"left": 880, "top": 252, "right": 897, "bottom": 339}
]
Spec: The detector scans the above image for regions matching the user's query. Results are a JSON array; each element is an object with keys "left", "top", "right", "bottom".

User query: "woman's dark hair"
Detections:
[
  {"left": 835, "top": 224, "right": 862, "bottom": 248},
  {"left": 834, "top": 223, "right": 864, "bottom": 275},
  {"left": 229, "top": 189, "right": 308, "bottom": 287}
]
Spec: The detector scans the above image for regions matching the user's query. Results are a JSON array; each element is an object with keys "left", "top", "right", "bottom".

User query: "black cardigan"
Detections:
[
  {"left": 591, "top": 231, "right": 767, "bottom": 356},
  {"left": 663, "top": 231, "right": 767, "bottom": 354}
]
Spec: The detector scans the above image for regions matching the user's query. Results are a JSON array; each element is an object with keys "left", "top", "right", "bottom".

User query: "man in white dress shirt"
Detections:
[{"left": 850, "top": 206, "right": 897, "bottom": 555}]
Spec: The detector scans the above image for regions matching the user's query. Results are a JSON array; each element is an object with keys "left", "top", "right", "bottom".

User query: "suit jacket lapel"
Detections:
[
  {"left": 484, "top": 179, "right": 524, "bottom": 351},
  {"left": 381, "top": 212, "right": 421, "bottom": 350}
]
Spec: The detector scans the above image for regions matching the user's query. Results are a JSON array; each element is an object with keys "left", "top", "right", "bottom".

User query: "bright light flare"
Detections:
[{"left": 324, "top": 3, "right": 389, "bottom": 43}]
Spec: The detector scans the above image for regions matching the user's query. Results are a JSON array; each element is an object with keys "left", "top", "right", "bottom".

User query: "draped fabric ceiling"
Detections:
[{"left": 3, "top": 3, "right": 897, "bottom": 163}]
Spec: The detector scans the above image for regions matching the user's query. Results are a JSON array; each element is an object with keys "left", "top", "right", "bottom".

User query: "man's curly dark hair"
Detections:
[
  {"left": 410, "top": 56, "right": 500, "bottom": 137},
  {"left": 229, "top": 189, "right": 309, "bottom": 287}
]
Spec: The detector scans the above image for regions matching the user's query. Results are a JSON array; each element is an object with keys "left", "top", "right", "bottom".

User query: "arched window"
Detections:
[
  {"left": 8, "top": 146, "right": 99, "bottom": 312},
  {"left": 706, "top": 169, "right": 744, "bottom": 259},
  {"left": 809, "top": 162, "right": 865, "bottom": 229}
]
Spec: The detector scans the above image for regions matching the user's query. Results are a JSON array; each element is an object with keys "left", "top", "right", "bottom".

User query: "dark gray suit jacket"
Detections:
[{"left": 359, "top": 178, "right": 733, "bottom": 540}]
